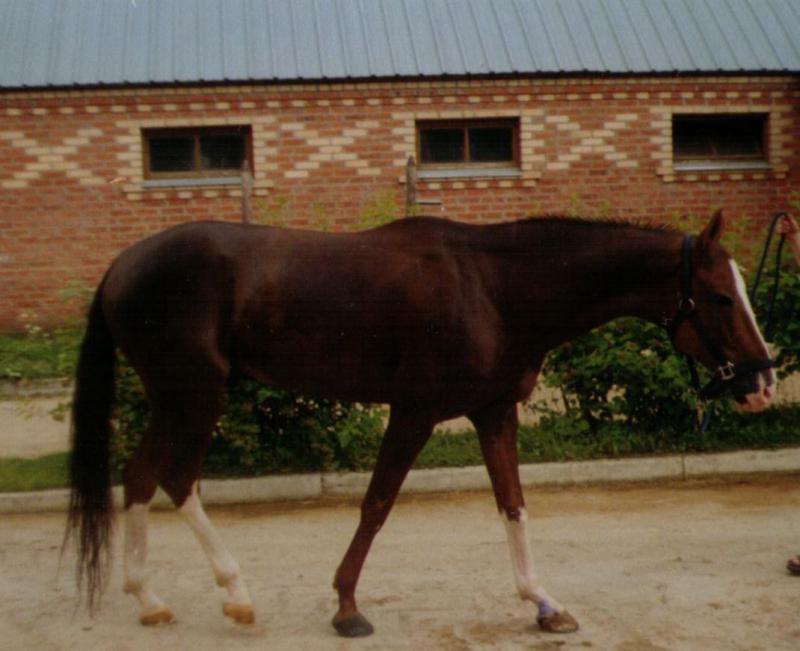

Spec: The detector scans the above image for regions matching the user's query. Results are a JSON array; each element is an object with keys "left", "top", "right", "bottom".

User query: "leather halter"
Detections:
[{"left": 666, "top": 235, "right": 775, "bottom": 401}]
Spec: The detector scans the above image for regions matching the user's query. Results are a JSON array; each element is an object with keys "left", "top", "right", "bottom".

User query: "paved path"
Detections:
[{"left": 0, "top": 397, "right": 69, "bottom": 458}]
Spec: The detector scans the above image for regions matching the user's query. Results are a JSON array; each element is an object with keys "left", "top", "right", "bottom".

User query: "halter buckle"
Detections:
[
  {"left": 678, "top": 297, "right": 696, "bottom": 314},
  {"left": 717, "top": 362, "right": 736, "bottom": 382}
]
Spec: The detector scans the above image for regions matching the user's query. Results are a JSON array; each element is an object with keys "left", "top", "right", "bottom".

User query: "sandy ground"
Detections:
[
  {"left": 0, "top": 397, "right": 70, "bottom": 458},
  {"left": 2, "top": 479, "right": 800, "bottom": 650}
]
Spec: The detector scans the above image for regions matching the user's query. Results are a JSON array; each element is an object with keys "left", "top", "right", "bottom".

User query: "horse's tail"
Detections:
[{"left": 63, "top": 278, "right": 116, "bottom": 609}]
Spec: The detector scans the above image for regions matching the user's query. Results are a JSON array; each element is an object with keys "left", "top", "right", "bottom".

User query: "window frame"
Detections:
[
  {"left": 142, "top": 125, "right": 253, "bottom": 180},
  {"left": 416, "top": 118, "right": 520, "bottom": 172},
  {"left": 672, "top": 113, "right": 769, "bottom": 171}
]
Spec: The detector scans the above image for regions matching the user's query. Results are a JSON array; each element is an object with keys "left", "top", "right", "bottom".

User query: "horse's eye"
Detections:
[{"left": 712, "top": 293, "right": 734, "bottom": 307}]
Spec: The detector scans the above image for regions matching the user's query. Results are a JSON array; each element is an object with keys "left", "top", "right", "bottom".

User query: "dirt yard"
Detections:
[{"left": 2, "top": 478, "right": 800, "bottom": 651}]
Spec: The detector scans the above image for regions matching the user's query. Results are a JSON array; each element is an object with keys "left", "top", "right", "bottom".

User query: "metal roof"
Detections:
[{"left": 1, "top": 0, "right": 799, "bottom": 89}]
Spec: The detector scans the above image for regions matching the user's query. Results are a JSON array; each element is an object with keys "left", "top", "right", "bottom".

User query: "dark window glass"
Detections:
[
  {"left": 148, "top": 137, "right": 195, "bottom": 172},
  {"left": 673, "top": 114, "right": 766, "bottom": 161},
  {"left": 144, "top": 127, "right": 251, "bottom": 177},
  {"left": 200, "top": 134, "right": 246, "bottom": 170},
  {"left": 420, "top": 129, "right": 464, "bottom": 163},
  {"left": 469, "top": 127, "right": 514, "bottom": 162},
  {"left": 418, "top": 120, "right": 517, "bottom": 166}
]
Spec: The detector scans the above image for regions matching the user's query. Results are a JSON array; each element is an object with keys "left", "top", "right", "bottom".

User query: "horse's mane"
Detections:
[{"left": 515, "top": 215, "right": 680, "bottom": 235}]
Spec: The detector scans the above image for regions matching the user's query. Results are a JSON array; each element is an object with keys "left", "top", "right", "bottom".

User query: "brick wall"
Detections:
[{"left": 1, "top": 75, "right": 798, "bottom": 328}]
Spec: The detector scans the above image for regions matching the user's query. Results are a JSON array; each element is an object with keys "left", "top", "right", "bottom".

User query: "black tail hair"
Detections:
[{"left": 63, "top": 280, "right": 116, "bottom": 610}]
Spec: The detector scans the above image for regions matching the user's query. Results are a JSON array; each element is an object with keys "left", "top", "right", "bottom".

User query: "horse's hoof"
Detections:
[
  {"left": 139, "top": 606, "right": 175, "bottom": 626},
  {"left": 223, "top": 602, "right": 255, "bottom": 625},
  {"left": 537, "top": 609, "right": 579, "bottom": 633},
  {"left": 332, "top": 611, "right": 374, "bottom": 637}
]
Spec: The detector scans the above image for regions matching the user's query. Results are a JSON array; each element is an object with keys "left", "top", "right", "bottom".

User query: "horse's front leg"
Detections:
[
  {"left": 332, "top": 406, "right": 435, "bottom": 637},
  {"left": 469, "top": 401, "right": 579, "bottom": 634}
]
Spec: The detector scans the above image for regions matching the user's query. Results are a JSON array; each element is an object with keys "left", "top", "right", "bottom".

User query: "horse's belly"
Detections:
[{"left": 235, "top": 331, "right": 399, "bottom": 403}]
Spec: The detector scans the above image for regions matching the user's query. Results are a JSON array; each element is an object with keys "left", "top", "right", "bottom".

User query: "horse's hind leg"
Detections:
[
  {"left": 122, "top": 431, "right": 174, "bottom": 625},
  {"left": 177, "top": 481, "right": 254, "bottom": 624},
  {"left": 332, "top": 407, "right": 434, "bottom": 637},
  {"left": 469, "top": 401, "right": 579, "bottom": 634},
  {"left": 154, "top": 370, "right": 255, "bottom": 626},
  {"left": 123, "top": 359, "right": 252, "bottom": 626}
]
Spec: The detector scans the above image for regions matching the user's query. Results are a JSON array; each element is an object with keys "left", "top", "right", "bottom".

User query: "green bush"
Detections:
[{"left": 532, "top": 318, "right": 709, "bottom": 454}]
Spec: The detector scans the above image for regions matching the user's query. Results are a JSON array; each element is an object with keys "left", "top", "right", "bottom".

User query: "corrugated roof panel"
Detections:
[
  {"left": 440, "top": 0, "right": 485, "bottom": 74},
  {"left": 559, "top": 0, "right": 611, "bottom": 71},
  {"left": 221, "top": 0, "right": 250, "bottom": 80},
  {"left": 768, "top": 0, "right": 800, "bottom": 65},
  {"left": 757, "top": 0, "right": 800, "bottom": 68},
  {"left": 120, "top": 0, "right": 150, "bottom": 84},
  {"left": 602, "top": 0, "right": 648, "bottom": 72},
  {"left": 21, "top": 0, "right": 49, "bottom": 86},
  {"left": 466, "top": 0, "right": 513, "bottom": 73},
  {"left": 243, "top": 0, "right": 271, "bottom": 80},
  {"left": 533, "top": 0, "right": 584, "bottom": 72},
  {"left": 424, "top": 0, "right": 467, "bottom": 76},
  {"left": 730, "top": 0, "right": 789, "bottom": 69},
  {"left": 269, "top": 0, "right": 299, "bottom": 79},
  {"left": 382, "top": 0, "right": 421, "bottom": 77},
  {"left": 584, "top": 0, "right": 630, "bottom": 72},
  {"left": 714, "top": 0, "right": 766, "bottom": 69},
  {"left": 96, "top": 0, "right": 125, "bottom": 84},
  {"left": 621, "top": 0, "right": 676, "bottom": 71},
  {"left": 401, "top": 0, "right": 444, "bottom": 76},
  {"left": 675, "top": 0, "right": 732, "bottom": 71},
  {"left": 335, "top": 0, "right": 372, "bottom": 78},
  {"left": 512, "top": 0, "right": 558, "bottom": 72},
  {"left": 490, "top": 0, "right": 535, "bottom": 72},
  {"left": 172, "top": 1, "right": 198, "bottom": 81},
  {"left": 645, "top": 0, "right": 697, "bottom": 70},
  {"left": 313, "top": 0, "right": 346, "bottom": 79},
  {"left": 1, "top": 0, "right": 798, "bottom": 89}
]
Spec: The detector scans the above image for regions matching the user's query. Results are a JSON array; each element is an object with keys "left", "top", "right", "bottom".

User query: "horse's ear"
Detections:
[{"left": 698, "top": 208, "right": 725, "bottom": 253}]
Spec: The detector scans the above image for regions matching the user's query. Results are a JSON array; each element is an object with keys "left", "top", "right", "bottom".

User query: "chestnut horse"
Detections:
[{"left": 65, "top": 210, "right": 774, "bottom": 636}]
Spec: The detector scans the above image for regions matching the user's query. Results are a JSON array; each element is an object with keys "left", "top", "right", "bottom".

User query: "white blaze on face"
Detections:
[{"left": 728, "top": 260, "right": 776, "bottom": 407}]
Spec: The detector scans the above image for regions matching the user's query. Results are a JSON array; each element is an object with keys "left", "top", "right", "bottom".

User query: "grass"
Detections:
[
  {"left": 0, "top": 326, "right": 82, "bottom": 381},
  {"left": 0, "top": 453, "right": 69, "bottom": 493}
]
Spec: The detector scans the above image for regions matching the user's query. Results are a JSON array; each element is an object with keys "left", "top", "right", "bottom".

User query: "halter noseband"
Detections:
[{"left": 666, "top": 234, "right": 775, "bottom": 401}]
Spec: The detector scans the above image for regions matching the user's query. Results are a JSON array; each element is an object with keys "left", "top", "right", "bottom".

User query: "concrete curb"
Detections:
[
  {"left": 0, "top": 378, "right": 72, "bottom": 400},
  {"left": 3, "top": 446, "right": 800, "bottom": 515}
]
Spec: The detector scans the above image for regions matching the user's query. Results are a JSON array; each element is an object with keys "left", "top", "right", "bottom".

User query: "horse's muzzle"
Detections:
[{"left": 733, "top": 371, "right": 775, "bottom": 413}]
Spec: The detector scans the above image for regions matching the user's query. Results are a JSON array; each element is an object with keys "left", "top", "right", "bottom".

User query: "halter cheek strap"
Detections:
[{"left": 666, "top": 235, "right": 775, "bottom": 401}]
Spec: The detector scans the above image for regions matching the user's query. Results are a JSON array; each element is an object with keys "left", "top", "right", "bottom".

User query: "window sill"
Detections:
[
  {"left": 417, "top": 167, "right": 522, "bottom": 180},
  {"left": 142, "top": 177, "right": 243, "bottom": 189},
  {"left": 673, "top": 161, "right": 771, "bottom": 172}
]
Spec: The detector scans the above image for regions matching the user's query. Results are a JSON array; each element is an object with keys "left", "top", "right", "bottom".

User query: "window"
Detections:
[
  {"left": 417, "top": 119, "right": 519, "bottom": 172},
  {"left": 672, "top": 114, "right": 768, "bottom": 170},
  {"left": 143, "top": 126, "right": 251, "bottom": 179}
]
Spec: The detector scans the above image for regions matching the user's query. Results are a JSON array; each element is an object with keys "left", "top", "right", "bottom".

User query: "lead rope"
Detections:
[{"left": 749, "top": 211, "right": 790, "bottom": 342}]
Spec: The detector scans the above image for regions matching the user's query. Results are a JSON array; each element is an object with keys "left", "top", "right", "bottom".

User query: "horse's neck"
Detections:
[
  {"left": 489, "top": 223, "right": 682, "bottom": 349},
  {"left": 575, "top": 228, "right": 682, "bottom": 324}
]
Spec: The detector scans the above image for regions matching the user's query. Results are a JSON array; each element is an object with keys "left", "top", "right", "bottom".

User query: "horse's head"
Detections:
[{"left": 668, "top": 210, "right": 775, "bottom": 412}]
